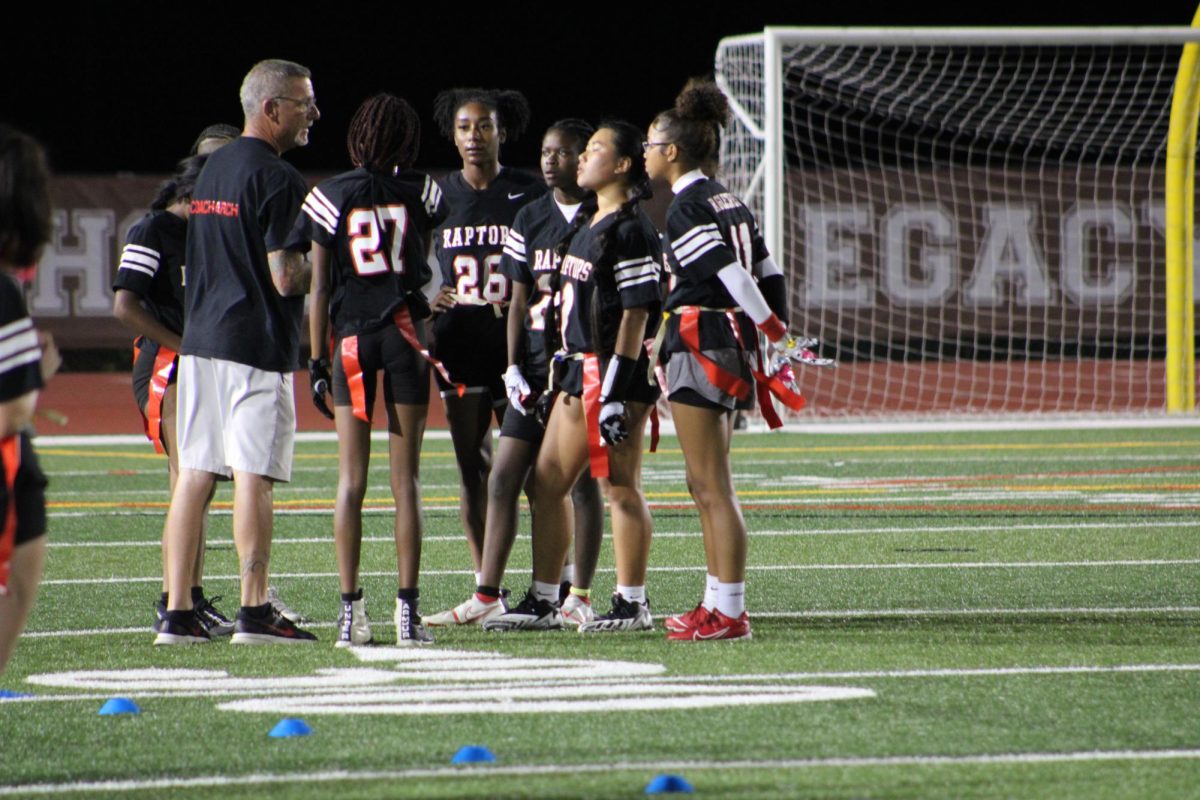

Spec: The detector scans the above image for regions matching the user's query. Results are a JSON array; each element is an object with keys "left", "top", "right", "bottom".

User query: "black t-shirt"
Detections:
[
  {"left": 112, "top": 210, "right": 187, "bottom": 340},
  {"left": 499, "top": 193, "right": 580, "bottom": 379},
  {"left": 181, "top": 136, "right": 309, "bottom": 372},
  {"left": 292, "top": 167, "right": 444, "bottom": 337},
  {"left": 662, "top": 176, "right": 770, "bottom": 353},
  {"left": 558, "top": 208, "right": 662, "bottom": 356}
]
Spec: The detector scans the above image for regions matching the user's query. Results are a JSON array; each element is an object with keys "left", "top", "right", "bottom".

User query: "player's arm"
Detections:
[
  {"left": 0, "top": 392, "right": 37, "bottom": 438},
  {"left": 268, "top": 248, "right": 312, "bottom": 297},
  {"left": 506, "top": 281, "right": 529, "bottom": 366},
  {"left": 112, "top": 289, "right": 183, "bottom": 352},
  {"left": 305, "top": 242, "right": 335, "bottom": 420},
  {"left": 613, "top": 306, "right": 650, "bottom": 361},
  {"left": 308, "top": 243, "right": 331, "bottom": 360}
]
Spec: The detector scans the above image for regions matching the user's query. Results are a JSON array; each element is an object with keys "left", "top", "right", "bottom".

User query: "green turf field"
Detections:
[{"left": 1, "top": 425, "right": 1198, "bottom": 798}]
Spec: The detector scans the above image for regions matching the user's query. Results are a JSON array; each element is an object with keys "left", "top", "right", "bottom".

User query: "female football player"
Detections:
[
  {"left": 305, "top": 93, "right": 446, "bottom": 645},
  {"left": 428, "top": 88, "right": 545, "bottom": 589},
  {"left": 0, "top": 125, "right": 60, "bottom": 675},
  {"left": 425, "top": 119, "right": 605, "bottom": 628},
  {"left": 113, "top": 154, "right": 235, "bottom": 638},
  {"left": 484, "top": 120, "right": 662, "bottom": 633},
  {"left": 645, "top": 80, "right": 814, "bottom": 641}
]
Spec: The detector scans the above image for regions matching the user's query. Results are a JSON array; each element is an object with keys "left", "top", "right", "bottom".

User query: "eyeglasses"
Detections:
[
  {"left": 642, "top": 141, "right": 673, "bottom": 153},
  {"left": 273, "top": 96, "right": 318, "bottom": 113}
]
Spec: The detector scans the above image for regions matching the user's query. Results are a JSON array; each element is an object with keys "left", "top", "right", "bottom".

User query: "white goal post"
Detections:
[{"left": 715, "top": 27, "right": 1200, "bottom": 417}]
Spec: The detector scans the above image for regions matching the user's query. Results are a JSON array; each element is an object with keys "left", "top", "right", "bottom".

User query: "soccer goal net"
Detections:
[{"left": 715, "top": 27, "right": 1200, "bottom": 418}]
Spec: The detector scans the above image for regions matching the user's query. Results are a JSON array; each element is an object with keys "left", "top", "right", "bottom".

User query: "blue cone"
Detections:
[
  {"left": 269, "top": 718, "right": 313, "bottom": 738},
  {"left": 98, "top": 697, "right": 140, "bottom": 715},
  {"left": 451, "top": 745, "right": 496, "bottom": 764},
  {"left": 645, "top": 774, "right": 694, "bottom": 794},
  {"left": 0, "top": 690, "right": 32, "bottom": 699}
]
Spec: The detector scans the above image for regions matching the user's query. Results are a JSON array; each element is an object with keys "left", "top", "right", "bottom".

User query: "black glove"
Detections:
[
  {"left": 598, "top": 401, "right": 629, "bottom": 446},
  {"left": 308, "top": 357, "right": 334, "bottom": 420},
  {"left": 534, "top": 389, "right": 558, "bottom": 429}
]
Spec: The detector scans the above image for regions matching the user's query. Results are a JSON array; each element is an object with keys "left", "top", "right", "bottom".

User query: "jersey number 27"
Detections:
[{"left": 348, "top": 205, "right": 409, "bottom": 275}]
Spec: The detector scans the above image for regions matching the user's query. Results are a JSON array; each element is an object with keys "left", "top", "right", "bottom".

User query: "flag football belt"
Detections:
[
  {"left": 0, "top": 435, "right": 21, "bottom": 594},
  {"left": 338, "top": 306, "right": 466, "bottom": 424},
  {"left": 132, "top": 338, "right": 177, "bottom": 454},
  {"left": 557, "top": 350, "right": 660, "bottom": 481},
  {"left": 654, "top": 306, "right": 805, "bottom": 430}
]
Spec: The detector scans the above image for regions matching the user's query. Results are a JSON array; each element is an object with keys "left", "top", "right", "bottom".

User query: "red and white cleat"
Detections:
[
  {"left": 663, "top": 602, "right": 710, "bottom": 634},
  {"left": 667, "top": 609, "right": 752, "bottom": 641}
]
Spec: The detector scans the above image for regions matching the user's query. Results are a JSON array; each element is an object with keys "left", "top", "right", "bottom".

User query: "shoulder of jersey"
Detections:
[
  {"left": 498, "top": 169, "right": 547, "bottom": 201},
  {"left": 512, "top": 191, "right": 559, "bottom": 226}
]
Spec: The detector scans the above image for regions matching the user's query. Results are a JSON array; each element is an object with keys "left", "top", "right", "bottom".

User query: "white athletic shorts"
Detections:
[{"left": 176, "top": 355, "right": 296, "bottom": 481}]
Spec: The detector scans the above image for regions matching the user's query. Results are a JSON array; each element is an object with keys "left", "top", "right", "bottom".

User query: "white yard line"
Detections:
[
  {"left": 34, "top": 559, "right": 1200, "bottom": 587},
  {"left": 1, "top": 749, "right": 1197, "bottom": 796},
  {"left": 44, "top": 519, "right": 1200, "bottom": 548},
  {"left": 652, "top": 664, "right": 1200, "bottom": 681}
]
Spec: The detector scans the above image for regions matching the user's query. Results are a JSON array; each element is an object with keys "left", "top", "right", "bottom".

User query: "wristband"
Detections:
[
  {"left": 600, "top": 354, "right": 637, "bottom": 403},
  {"left": 757, "top": 314, "right": 787, "bottom": 343}
]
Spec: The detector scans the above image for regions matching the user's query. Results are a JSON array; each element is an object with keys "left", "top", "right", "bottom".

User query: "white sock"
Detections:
[
  {"left": 703, "top": 574, "right": 719, "bottom": 611},
  {"left": 475, "top": 572, "right": 483, "bottom": 587},
  {"left": 617, "top": 584, "right": 646, "bottom": 604},
  {"left": 533, "top": 581, "right": 559, "bottom": 604},
  {"left": 560, "top": 563, "right": 574, "bottom": 584},
  {"left": 716, "top": 581, "right": 745, "bottom": 618}
]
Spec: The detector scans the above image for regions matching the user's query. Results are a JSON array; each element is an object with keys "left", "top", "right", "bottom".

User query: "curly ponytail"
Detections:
[{"left": 651, "top": 78, "right": 730, "bottom": 173}]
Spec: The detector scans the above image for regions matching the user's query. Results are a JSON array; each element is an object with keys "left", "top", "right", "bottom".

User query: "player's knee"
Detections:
[{"left": 605, "top": 485, "right": 647, "bottom": 519}]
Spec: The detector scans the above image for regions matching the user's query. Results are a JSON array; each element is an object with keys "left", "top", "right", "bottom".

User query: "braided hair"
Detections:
[
  {"left": 651, "top": 78, "right": 729, "bottom": 174},
  {"left": 546, "top": 117, "right": 594, "bottom": 152},
  {"left": 347, "top": 93, "right": 421, "bottom": 172},
  {"left": 431, "top": 88, "right": 532, "bottom": 142},
  {"left": 551, "top": 120, "right": 654, "bottom": 360},
  {"left": 149, "top": 154, "right": 208, "bottom": 212}
]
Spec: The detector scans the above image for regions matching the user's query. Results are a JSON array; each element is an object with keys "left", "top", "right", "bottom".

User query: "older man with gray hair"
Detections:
[{"left": 156, "top": 59, "right": 319, "bottom": 644}]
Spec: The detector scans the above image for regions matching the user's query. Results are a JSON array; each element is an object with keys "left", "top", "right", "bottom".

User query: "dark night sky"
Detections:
[{"left": 3, "top": 3, "right": 1197, "bottom": 174}]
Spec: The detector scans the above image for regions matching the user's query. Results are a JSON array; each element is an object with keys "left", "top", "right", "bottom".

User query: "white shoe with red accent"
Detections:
[
  {"left": 560, "top": 594, "right": 594, "bottom": 626},
  {"left": 423, "top": 595, "right": 505, "bottom": 627}
]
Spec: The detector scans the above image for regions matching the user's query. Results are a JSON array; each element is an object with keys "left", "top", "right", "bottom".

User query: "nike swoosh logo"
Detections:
[
  {"left": 508, "top": 192, "right": 525, "bottom": 200},
  {"left": 693, "top": 627, "right": 730, "bottom": 640}
]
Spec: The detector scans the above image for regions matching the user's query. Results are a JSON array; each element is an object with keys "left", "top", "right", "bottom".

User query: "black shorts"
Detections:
[
  {"left": 2, "top": 435, "right": 47, "bottom": 548},
  {"left": 559, "top": 352, "right": 660, "bottom": 405},
  {"left": 499, "top": 402, "right": 547, "bottom": 444},
  {"left": 332, "top": 325, "right": 430, "bottom": 412},
  {"left": 431, "top": 307, "right": 506, "bottom": 400},
  {"left": 132, "top": 338, "right": 179, "bottom": 414}
]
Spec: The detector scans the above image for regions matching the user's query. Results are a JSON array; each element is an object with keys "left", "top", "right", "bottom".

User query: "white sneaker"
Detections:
[
  {"left": 394, "top": 598, "right": 434, "bottom": 645},
  {"left": 335, "top": 597, "right": 373, "bottom": 648},
  {"left": 579, "top": 593, "right": 653, "bottom": 633},
  {"left": 560, "top": 594, "right": 594, "bottom": 627},
  {"left": 266, "top": 586, "right": 310, "bottom": 624},
  {"left": 481, "top": 590, "right": 563, "bottom": 632},
  {"left": 424, "top": 595, "right": 506, "bottom": 627}
]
